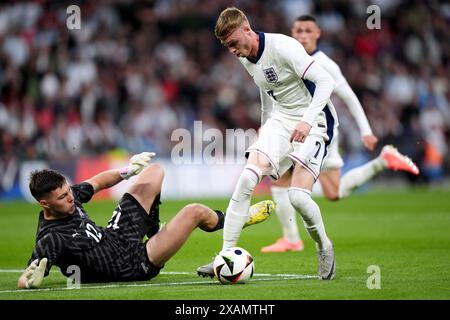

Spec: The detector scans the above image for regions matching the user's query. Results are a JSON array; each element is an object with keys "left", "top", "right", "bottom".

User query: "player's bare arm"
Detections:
[
  {"left": 85, "top": 169, "right": 126, "bottom": 194},
  {"left": 86, "top": 152, "right": 156, "bottom": 193}
]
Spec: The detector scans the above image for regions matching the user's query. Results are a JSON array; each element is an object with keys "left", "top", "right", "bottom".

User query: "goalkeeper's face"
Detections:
[{"left": 40, "top": 182, "right": 76, "bottom": 217}]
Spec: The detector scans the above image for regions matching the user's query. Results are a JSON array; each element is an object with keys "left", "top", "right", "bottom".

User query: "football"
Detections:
[{"left": 213, "top": 247, "right": 254, "bottom": 284}]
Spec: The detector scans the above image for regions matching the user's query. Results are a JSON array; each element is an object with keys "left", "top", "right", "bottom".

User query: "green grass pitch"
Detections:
[{"left": 0, "top": 188, "right": 449, "bottom": 300}]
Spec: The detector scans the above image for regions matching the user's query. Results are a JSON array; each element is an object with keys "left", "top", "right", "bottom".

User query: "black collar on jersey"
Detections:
[
  {"left": 310, "top": 47, "right": 320, "bottom": 56},
  {"left": 39, "top": 210, "right": 75, "bottom": 225},
  {"left": 247, "top": 31, "right": 265, "bottom": 64}
]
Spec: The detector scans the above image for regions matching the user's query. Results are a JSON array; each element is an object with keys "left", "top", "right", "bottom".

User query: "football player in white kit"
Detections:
[
  {"left": 261, "top": 15, "right": 420, "bottom": 253},
  {"left": 197, "top": 7, "right": 337, "bottom": 280}
]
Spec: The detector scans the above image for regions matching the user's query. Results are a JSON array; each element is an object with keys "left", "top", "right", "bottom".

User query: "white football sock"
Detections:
[
  {"left": 271, "top": 186, "right": 301, "bottom": 243},
  {"left": 338, "top": 157, "right": 385, "bottom": 199},
  {"left": 223, "top": 164, "right": 262, "bottom": 249},
  {"left": 288, "top": 187, "right": 332, "bottom": 250}
]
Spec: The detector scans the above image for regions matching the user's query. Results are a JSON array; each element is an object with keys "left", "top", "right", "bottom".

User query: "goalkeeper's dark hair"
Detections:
[
  {"left": 29, "top": 169, "right": 67, "bottom": 201},
  {"left": 295, "top": 14, "right": 317, "bottom": 24}
]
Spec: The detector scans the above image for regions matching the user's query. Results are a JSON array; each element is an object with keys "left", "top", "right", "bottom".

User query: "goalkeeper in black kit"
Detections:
[{"left": 18, "top": 152, "right": 273, "bottom": 288}]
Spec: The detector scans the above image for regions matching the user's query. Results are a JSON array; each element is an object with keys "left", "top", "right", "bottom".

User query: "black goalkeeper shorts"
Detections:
[{"left": 103, "top": 192, "right": 163, "bottom": 281}]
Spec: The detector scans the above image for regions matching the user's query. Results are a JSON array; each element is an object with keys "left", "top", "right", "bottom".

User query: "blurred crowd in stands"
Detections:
[{"left": 0, "top": 0, "right": 449, "bottom": 183}]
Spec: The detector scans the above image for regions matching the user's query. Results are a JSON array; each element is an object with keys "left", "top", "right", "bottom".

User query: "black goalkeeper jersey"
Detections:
[{"left": 28, "top": 182, "right": 144, "bottom": 282}]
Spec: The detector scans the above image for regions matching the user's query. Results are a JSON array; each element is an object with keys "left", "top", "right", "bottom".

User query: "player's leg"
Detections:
[
  {"left": 261, "top": 170, "right": 304, "bottom": 253},
  {"left": 198, "top": 117, "right": 288, "bottom": 277},
  {"left": 146, "top": 203, "right": 222, "bottom": 266},
  {"left": 147, "top": 200, "right": 275, "bottom": 267},
  {"left": 290, "top": 166, "right": 332, "bottom": 251},
  {"left": 319, "top": 169, "right": 341, "bottom": 201},
  {"left": 222, "top": 151, "right": 272, "bottom": 249},
  {"left": 290, "top": 165, "right": 335, "bottom": 280},
  {"left": 196, "top": 199, "right": 275, "bottom": 278},
  {"left": 339, "top": 145, "right": 419, "bottom": 199},
  {"left": 288, "top": 135, "right": 335, "bottom": 280},
  {"left": 223, "top": 117, "right": 292, "bottom": 250},
  {"left": 127, "top": 163, "right": 164, "bottom": 213},
  {"left": 319, "top": 130, "right": 344, "bottom": 201},
  {"left": 338, "top": 158, "right": 384, "bottom": 199},
  {"left": 106, "top": 164, "right": 164, "bottom": 242}
]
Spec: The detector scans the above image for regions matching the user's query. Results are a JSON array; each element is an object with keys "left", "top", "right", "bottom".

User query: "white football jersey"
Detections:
[
  {"left": 239, "top": 32, "right": 338, "bottom": 131},
  {"left": 311, "top": 49, "right": 347, "bottom": 89},
  {"left": 312, "top": 49, "right": 373, "bottom": 136}
]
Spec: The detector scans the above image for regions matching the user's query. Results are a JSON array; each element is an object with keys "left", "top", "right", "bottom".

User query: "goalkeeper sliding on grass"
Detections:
[{"left": 18, "top": 152, "right": 273, "bottom": 289}]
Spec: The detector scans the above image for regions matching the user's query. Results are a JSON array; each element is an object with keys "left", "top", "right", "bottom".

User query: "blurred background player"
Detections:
[
  {"left": 261, "top": 15, "right": 420, "bottom": 253},
  {"left": 18, "top": 152, "right": 272, "bottom": 288},
  {"left": 198, "top": 7, "right": 338, "bottom": 280}
]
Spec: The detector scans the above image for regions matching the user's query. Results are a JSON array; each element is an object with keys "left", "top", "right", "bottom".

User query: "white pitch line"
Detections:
[
  {"left": 162, "top": 271, "right": 312, "bottom": 278},
  {"left": 0, "top": 269, "right": 314, "bottom": 278},
  {"left": 0, "top": 275, "right": 317, "bottom": 294}
]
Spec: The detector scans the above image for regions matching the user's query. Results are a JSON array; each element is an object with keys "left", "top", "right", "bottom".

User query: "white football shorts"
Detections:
[{"left": 247, "top": 114, "right": 332, "bottom": 181}]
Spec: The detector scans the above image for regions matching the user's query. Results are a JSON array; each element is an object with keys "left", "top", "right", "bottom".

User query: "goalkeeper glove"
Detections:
[
  {"left": 119, "top": 152, "right": 156, "bottom": 179},
  {"left": 25, "top": 258, "right": 47, "bottom": 289}
]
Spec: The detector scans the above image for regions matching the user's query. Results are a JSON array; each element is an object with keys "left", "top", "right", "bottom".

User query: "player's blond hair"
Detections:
[{"left": 214, "top": 7, "right": 249, "bottom": 41}]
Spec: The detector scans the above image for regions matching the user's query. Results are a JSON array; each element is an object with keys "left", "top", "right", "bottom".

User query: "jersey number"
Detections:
[
  {"left": 266, "top": 90, "right": 277, "bottom": 101},
  {"left": 107, "top": 208, "right": 121, "bottom": 230},
  {"left": 85, "top": 223, "right": 102, "bottom": 243},
  {"left": 314, "top": 141, "right": 322, "bottom": 159}
]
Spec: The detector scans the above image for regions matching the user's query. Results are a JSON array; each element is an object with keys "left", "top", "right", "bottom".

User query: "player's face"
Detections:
[
  {"left": 291, "top": 20, "right": 320, "bottom": 54},
  {"left": 222, "top": 25, "right": 254, "bottom": 58},
  {"left": 42, "top": 182, "right": 76, "bottom": 217}
]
